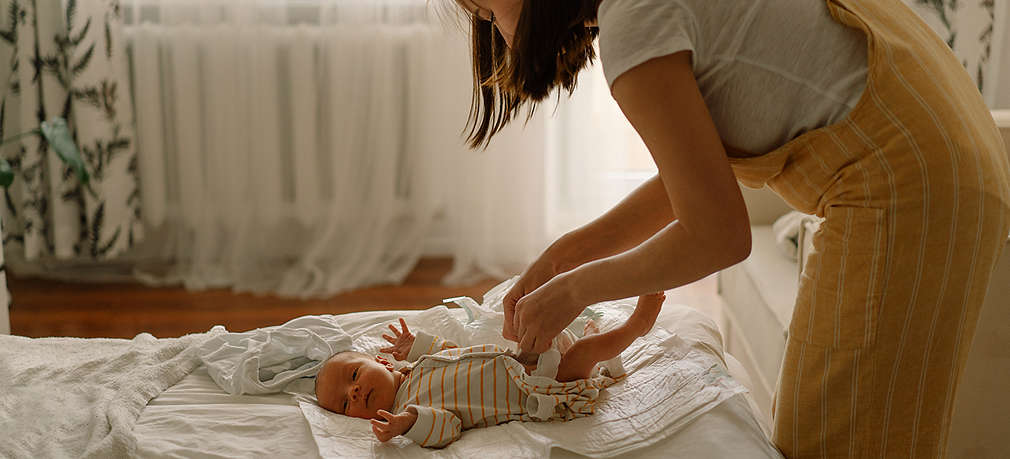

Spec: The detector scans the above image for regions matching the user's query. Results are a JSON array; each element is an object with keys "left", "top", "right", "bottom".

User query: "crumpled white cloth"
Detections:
[
  {"left": 199, "top": 315, "right": 352, "bottom": 395},
  {"left": 772, "top": 211, "right": 823, "bottom": 261},
  {"left": 299, "top": 277, "right": 747, "bottom": 458}
]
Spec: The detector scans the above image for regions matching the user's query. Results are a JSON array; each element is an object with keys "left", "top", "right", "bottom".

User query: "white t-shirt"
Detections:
[{"left": 597, "top": 0, "right": 869, "bottom": 155}]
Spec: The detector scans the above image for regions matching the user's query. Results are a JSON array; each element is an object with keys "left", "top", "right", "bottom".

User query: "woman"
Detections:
[{"left": 449, "top": 0, "right": 1010, "bottom": 457}]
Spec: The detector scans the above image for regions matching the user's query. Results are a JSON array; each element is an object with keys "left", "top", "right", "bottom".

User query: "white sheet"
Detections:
[
  {"left": 135, "top": 305, "right": 783, "bottom": 458},
  {"left": 136, "top": 366, "right": 321, "bottom": 459}
]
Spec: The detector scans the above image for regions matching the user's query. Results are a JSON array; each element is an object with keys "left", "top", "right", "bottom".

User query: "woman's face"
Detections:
[{"left": 458, "top": 0, "right": 522, "bottom": 47}]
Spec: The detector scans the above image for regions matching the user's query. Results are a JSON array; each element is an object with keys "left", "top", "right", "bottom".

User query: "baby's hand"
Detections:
[
  {"left": 380, "top": 318, "right": 415, "bottom": 361},
  {"left": 371, "top": 409, "right": 418, "bottom": 442}
]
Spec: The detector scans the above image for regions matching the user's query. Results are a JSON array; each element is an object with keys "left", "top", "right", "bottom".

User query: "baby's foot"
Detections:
[
  {"left": 583, "top": 319, "right": 600, "bottom": 337},
  {"left": 628, "top": 292, "right": 665, "bottom": 337}
]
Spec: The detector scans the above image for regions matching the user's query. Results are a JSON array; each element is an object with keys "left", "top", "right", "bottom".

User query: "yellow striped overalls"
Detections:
[{"left": 727, "top": 0, "right": 1010, "bottom": 457}]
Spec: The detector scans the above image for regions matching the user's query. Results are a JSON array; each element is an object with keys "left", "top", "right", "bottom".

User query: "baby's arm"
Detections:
[
  {"left": 371, "top": 405, "right": 464, "bottom": 448},
  {"left": 371, "top": 409, "right": 417, "bottom": 442},
  {"left": 407, "top": 331, "right": 460, "bottom": 361},
  {"left": 401, "top": 406, "right": 463, "bottom": 448},
  {"left": 555, "top": 292, "right": 664, "bottom": 382},
  {"left": 381, "top": 318, "right": 459, "bottom": 362}
]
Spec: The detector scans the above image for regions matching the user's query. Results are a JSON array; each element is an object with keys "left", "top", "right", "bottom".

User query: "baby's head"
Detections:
[{"left": 315, "top": 350, "right": 401, "bottom": 419}]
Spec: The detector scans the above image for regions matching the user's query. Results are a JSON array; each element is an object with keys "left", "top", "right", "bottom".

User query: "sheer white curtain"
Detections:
[
  {"left": 442, "top": 49, "right": 655, "bottom": 285},
  {"left": 546, "top": 54, "right": 655, "bottom": 245},
  {"left": 111, "top": 0, "right": 555, "bottom": 297},
  {"left": 440, "top": 111, "right": 553, "bottom": 286}
]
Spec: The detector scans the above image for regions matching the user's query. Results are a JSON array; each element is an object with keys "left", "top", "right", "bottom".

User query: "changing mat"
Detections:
[
  {"left": 299, "top": 278, "right": 748, "bottom": 458},
  {"left": 134, "top": 306, "right": 781, "bottom": 458}
]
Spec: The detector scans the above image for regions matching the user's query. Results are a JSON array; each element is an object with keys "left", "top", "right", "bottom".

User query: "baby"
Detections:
[{"left": 314, "top": 292, "right": 665, "bottom": 448}]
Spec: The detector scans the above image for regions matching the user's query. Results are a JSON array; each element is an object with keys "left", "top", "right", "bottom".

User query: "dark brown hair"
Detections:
[{"left": 454, "top": 1, "right": 601, "bottom": 149}]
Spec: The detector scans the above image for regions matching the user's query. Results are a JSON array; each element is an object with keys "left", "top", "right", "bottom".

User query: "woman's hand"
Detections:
[
  {"left": 503, "top": 235, "right": 583, "bottom": 342},
  {"left": 379, "top": 318, "right": 414, "bottom": 361},
  {"left": 513, "top": 273, "right": 587, "bottom": 354},
  {"left": 370, "top": 409, "right": 417, "bottom": 442}
]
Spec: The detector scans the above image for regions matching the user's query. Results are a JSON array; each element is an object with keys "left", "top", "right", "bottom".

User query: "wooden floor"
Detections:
[{"left": 8, "top": 258, "right": 503, "bottom": 339}]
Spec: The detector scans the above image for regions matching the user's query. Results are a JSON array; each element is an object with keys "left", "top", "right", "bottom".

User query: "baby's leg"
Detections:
[{"left": 555, "top": 292, "right": 665, "bottom": 382}]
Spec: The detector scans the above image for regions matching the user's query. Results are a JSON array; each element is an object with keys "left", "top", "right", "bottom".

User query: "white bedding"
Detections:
[
  {"left": 1, "top": 333, "right": 209, "bottom": 459},
  {"left": 135, "top": 304, "right": 782, "bottom": 458}
]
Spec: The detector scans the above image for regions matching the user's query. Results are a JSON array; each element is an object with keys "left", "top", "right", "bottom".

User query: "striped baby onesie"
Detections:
[{"left": 392, "top": 332, "right": 622, "bottom": 448}]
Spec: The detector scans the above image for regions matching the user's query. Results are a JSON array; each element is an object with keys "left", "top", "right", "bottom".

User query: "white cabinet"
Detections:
[{"left": 948, "top": 235, "right": 1010, "bottom": 457}]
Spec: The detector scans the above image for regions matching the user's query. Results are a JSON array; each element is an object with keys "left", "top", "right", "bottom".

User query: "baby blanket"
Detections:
[
  {"left": 0, "top": 332, "right": 211, "bottom": 459},
  {"left": 199, "top": 315, "right": 353, "bottom": 394}
]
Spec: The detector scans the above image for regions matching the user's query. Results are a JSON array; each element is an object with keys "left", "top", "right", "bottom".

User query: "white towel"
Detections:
[
  {"left": 772, "top": 211, "right": 823, "bottom": 261},
  {"left": 0, "top": 332, "right": 211, "bottom": 459},
  {"left": 199, "top": 315, "right": 352, "bottom": 395},
  {"left": 772, "top": 211, "right": 806, "bottom": 260}
]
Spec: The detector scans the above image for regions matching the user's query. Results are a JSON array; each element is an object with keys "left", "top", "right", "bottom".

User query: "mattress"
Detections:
[{"left": 135, "top": 305, "right": 782, "bottom": 458}]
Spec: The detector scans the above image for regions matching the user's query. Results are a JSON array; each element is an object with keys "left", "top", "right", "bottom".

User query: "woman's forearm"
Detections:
[
  {"left": 563, "top": 219, "right": 748, "bottom": 305},
  {"left": 554, "top": 174, "right": 675, "bottom": 266}
]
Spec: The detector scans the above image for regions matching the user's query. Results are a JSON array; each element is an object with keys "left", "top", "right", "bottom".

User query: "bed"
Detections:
[
  {"left": 132, "top": 299, "right": 781, "bottom": 458},
  {"left": 0, "top": 279, "right": 783, "bottom": 458}
]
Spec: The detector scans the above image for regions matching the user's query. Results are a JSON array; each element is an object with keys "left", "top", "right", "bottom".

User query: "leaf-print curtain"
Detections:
[
  {"left": 0, "top": 0, "right": 141, "bottom": 265},
  {"left": 906, "top": 0, "right": 1007, "bottom": 106}
]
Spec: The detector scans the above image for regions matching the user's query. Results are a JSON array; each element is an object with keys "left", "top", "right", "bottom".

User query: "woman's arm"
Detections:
[
  {"left": 512, "top": 50, "right": 752, "bottom": 353},
  {"left": 564, "top": 51, "right": 752, "bottom": 305},
  {"left": 513, "top": 49, "right": 751, "bottom": 351},
  {"left": 502, "top": 174, "right": 675, "bottom": 342}
]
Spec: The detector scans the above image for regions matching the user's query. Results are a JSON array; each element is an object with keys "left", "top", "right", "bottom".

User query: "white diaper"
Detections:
[
  {"left": 529, "top": 329, "right": 626, "bottom": 382},
  {"left": 443, "top": 291, "right": 625, "bottom": 383}
]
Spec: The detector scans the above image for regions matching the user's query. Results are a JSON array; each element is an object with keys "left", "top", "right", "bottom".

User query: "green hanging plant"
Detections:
[{"left": 0, "top": 117, "right": 93, "bottom": 196}]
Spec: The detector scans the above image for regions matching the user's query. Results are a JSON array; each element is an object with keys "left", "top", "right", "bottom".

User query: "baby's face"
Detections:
[{"left": 316, "top": 352, "right": 398, "bottom": 420}]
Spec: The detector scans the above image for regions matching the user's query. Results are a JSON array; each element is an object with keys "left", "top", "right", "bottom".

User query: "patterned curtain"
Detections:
[
  {"left": 0, "top": 0, "right": 141, "bottom": 266},
  {"left": 906, "top": 0, "right": 1000, "bottom": 97}
]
